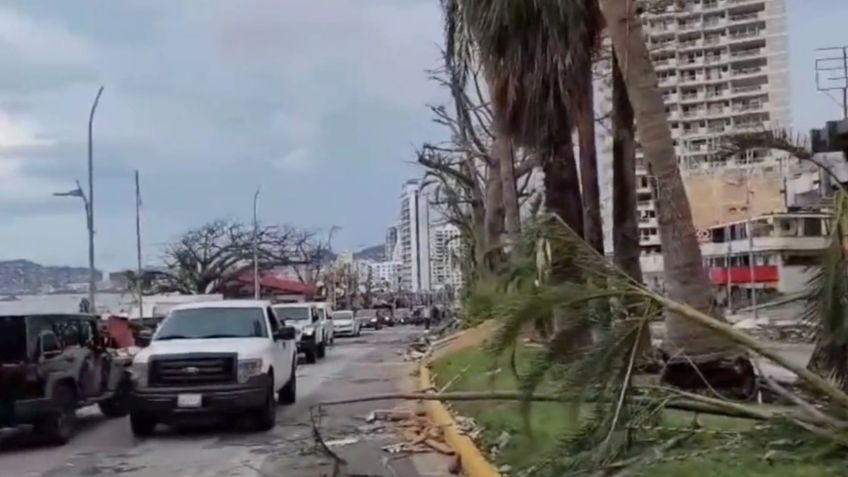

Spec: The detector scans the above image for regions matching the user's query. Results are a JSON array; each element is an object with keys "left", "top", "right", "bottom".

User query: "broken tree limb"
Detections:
[
  {"left": 314, "top": 391, "right": 772, "bottom": 421},
  {"left": 649, "top": 292, "right": 848, "bottom": 410}
]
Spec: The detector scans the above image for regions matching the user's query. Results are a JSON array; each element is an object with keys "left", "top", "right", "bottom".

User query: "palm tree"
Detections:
[
  {"left": 577, "top": 68, "right": 605, "bottom": 253},
  {"left": 611, "top": 55, "right": 642, "bottom": 282},
  {"left": 442, "top": 0, "right": 601, "bottom": 251},
  {"left": 597, "top": 0, "right": 747, "bottom": 383}
]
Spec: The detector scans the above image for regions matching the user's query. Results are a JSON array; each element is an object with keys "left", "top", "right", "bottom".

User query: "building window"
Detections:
[{"left": 803, "top": 218, "right": 822, "bottom": 237}]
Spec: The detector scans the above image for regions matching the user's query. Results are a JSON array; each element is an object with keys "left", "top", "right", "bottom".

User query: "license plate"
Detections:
[{"left": 177, "top": 394, "right": 202, "bottom": 408}]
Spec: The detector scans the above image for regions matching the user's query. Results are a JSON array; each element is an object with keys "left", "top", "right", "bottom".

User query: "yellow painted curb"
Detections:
[{"left": 419, "top": 364, "right": 502, "bottom": 477}]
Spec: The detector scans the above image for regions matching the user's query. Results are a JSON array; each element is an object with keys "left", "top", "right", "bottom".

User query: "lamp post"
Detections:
[
  {"left": 253, "top": 187, "right": 261, "bottom": 299},
  {"left": 53, "top": 181, "right": 94, "bottom": 310},
  {"left": 53, "top": 87, "right": 104, "bottom": 313}
]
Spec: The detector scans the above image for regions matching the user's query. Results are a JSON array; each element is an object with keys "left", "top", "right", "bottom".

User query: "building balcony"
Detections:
[
  {"left": 730, "top": 47, "right": 763, "bottom": 58},
  {"left": 639, "top": 254, "right": 664, "bottom": 274},
  {"left": 638, "top": 217, "right": 658, "bottom": 228},
  {"left": 732, "top": 66, "right": 765, "bottom": 78},
  {"left": 640, "top": 235, "right": 662, "bottom": 246},
  {"left": 705, "top": 89, "right": 728, "bottom": 99},
  {"left": 679, "top": 75, "right": 706, "bottom": 86},
  {"left": 708, "top": 266, "right": 778, "bottom": 285},
  {"left": 701, "top": 236, "right": 829, "bottom": 257},
  {"left": 732, "top": 102, "right": 765, "bottom": 112},
  {"left": 728, "top": 12, "right": 760, "bottom": 24},
  {"left": 731, "top": 84, "right": 763, "bottom": 95}
]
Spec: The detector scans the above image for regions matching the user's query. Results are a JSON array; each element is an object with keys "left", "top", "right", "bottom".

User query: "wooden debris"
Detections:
[{"left": 425, "top": 438, "right": 455, "bottom": 455}]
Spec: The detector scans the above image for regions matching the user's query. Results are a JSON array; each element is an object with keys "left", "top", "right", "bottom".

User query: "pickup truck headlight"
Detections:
[
  {"left": 130, "top": 362, "right": 148, "bottom": 387},
  {"left": 237, "top": 359, "right": 264, "bottom": 383},
  {"left": 302, "top": 325, "right": 315, "bottom": 336}
]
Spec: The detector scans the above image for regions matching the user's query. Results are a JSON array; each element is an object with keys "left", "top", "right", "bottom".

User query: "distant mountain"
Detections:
[
  {"left": 0, "top": 260, "right": 102, "bottom": 295},
  {"left": 354, "top": 245, "right": 385, "bottom": 262}
]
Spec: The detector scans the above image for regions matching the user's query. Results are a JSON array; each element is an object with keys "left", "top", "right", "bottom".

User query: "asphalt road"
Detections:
[{"left": 0, "top": 327, "right": 440, "bottom": 477}]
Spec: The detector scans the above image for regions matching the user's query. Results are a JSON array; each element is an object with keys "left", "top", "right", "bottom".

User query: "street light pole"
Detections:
[
  {"left": 87, "top": 86, "right": 104, "bottom": 313},
  {"left": 135, "top": 171, "right": 144, "bottom": 317},
  {"left": 253, "top": 187, "right": 261, "bottom": 300}
]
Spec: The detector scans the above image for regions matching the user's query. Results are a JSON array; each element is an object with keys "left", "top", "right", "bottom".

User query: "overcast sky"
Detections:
[{"left": 0, "top": 0, "right": 845, "bottom": 272}]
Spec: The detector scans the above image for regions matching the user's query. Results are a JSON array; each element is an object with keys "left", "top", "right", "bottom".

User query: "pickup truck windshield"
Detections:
[
  {"left": 274, "top": 307, "right": 310, "bottom": 321},
  {"left": 156, "top": 308, "right": 268, "bottom": 340}
]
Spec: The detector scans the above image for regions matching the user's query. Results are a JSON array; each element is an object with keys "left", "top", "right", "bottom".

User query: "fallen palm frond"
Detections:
[{"left": 460, "top": 213, "right": 848, "bottom": 474}]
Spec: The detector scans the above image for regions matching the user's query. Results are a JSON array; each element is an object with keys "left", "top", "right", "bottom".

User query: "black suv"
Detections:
[{"left": 0, "top": 314, "right": 132, "bottom": 445}]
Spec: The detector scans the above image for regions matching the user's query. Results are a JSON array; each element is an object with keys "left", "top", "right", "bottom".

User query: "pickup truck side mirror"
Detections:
[
  {"left": 275, "top": 326, "right": 297, "bottom": 341},
  {"left": 39, "top": 331, "right": 62, "bottom": 359}
]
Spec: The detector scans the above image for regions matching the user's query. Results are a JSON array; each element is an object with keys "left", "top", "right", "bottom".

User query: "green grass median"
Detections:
[{"left": 432, "top": 345, "right": 843, "bottom": 476}]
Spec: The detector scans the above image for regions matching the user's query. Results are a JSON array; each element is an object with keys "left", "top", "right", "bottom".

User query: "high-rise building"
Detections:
[
  {"left": 597, "top": 0, "right": 791, "bottom": 286},
  {"left": 365, "top": 260, "right": 402, "bottom": 290},
  {"left": 430, "top": 223, "right": 464, "bottom": 290},
  {"left": 398, "top": 180, "right": 431, "bottom": 292},
  {"left": 385, "top": 225, "right": 399, "bottom": 263}
]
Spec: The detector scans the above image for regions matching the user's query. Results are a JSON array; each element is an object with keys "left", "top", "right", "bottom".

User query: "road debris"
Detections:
[{"left": 324, "top": 437, "right": 360, "bottom": 448}]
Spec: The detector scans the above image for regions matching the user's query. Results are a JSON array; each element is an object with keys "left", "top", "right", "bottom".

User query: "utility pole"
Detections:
[
  {"left": 87, "top": 86, "right": 104, "bottom": 312},
  {"left": 815, "top": 46, "right": 848, "bottom": 119},
  {"left": 252, "top": 187, "right": 261, "bottom": 299},
  {"left": 745, "top": 150, "right": 758, "bottom": 319},
  {"left": 135, "top": 170, "right": 144, "bottom": 317}
]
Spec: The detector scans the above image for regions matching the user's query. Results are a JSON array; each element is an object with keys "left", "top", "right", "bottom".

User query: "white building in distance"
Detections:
[
  {"left": 398, "top": 179, "right": 432, "bottom": 292},
  {"left": 430, "top": 223, "right": 464, "bottom": 291}
]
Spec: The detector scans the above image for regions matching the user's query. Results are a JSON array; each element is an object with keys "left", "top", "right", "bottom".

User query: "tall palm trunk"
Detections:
[
  {"left": 576, "top": 70, "right": 604, "bottom": 253},
  {"left": 484, "top": 156, "right": 506, "bottom": 274},
  {"left": 543, "top": 136, "right": 584, "bottom": 283},
  {"left": 598, "top": 0, "right": 751, "bottom": 390},
  {"left": 611, "top": 55, "right": 642, "bottom": 282},
  {"left": 493, "top": 114, "right": 522, "bottom": 250}
]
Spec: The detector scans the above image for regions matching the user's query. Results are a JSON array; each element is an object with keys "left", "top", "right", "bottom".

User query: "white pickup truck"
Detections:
[
  {"left": 273, "top": 303, "right": 329, "bottom": 364},
  {"left": 128, "top": 300, "right": 297, "bottom": 436}
]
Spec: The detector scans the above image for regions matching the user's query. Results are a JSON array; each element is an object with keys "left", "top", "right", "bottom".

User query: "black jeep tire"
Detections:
[
  {"left": 278, "top": 366, "right": 297, "bottom": 405},
  {"left": 99, "top": 378, "right": 131, "bottom": 418},
  {"left": 35, "top": 383, "right": 76, "bottom": 445},
  {"left": 317, "top": 342, "right": 326, "bottom": 359},
  {"left": 130, "top": 412, "right": 156, "bottom": 437},
  {"left": 254, "top": 377, "right": 277, "bottom": 431}
]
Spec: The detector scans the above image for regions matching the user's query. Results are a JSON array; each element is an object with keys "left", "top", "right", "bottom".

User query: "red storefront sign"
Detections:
[{"left": 708, "top": 265, "right": 778, "bottom": 285}]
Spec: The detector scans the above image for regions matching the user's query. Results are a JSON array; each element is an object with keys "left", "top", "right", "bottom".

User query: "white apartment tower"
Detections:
[
  {"left": 398, "top": 180, "right": 432, "bottom": 292},
  {"left": 598, "top": 0, "right": 791, "bottom": 285},
  {"left": 430, "top": 223, "right": 464, "bottom": 291}
]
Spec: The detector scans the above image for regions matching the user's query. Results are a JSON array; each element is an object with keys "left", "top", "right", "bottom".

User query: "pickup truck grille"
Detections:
[{"left": 149, "top": 354, "right": 236, "bottom": 387}]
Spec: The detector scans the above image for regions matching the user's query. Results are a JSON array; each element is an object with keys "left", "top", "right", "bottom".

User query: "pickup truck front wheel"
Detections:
[
  {"left": 317, "top": 342, "right": 326, "bottom": 359},
  {"left": 35, "top": 383, "right": 76, "bottom": 445},
  {"left": 254, "top": 377, "right": 277, "bottom": 431},
  {"left": 278, "top": 366, "right": 297, "bottom": 405},
  {"left": 130, "top": 412, "right": 156, "bottom": 437}
]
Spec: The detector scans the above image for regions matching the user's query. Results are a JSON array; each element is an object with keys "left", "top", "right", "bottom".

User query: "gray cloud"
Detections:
[{"left": 0, "top": 0, "right": 447, "bottom": 270}]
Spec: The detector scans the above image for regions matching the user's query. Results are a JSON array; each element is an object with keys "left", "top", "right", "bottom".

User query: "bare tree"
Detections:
[{"left": 150, "top": 220, "right": 320, "bottom": 294}]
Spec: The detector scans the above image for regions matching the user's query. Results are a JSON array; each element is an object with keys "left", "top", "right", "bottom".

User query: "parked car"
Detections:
[
  {"left": 329, "top": 310, "right": 360, "bottom": 337},
  {"left": 357, "top": 309, "right": 382, "bottom": 330},
  {"left": 308, "top": 302, "right": 335, "bottom": 345},
  {"left": 395, "top": 308, "right": 412, "bottom": 325},
  {"left": 273, "top": 303, "right": 328, "bottom": 363},
  {"left": 0, "top": 314, "right": 133, "bottom": 445},
  {"left": 128, "top": 300, "right": 297, "bottom": 436}
]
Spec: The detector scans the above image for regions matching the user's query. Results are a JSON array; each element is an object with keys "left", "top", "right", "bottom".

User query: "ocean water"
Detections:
[{"left": 0, "top": 293, "right": 135, "bottom": 315}]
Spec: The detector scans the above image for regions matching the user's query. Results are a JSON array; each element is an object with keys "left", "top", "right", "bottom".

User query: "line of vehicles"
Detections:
[{"left": 0, "top": 300, "right": 440, "bottom": 445}]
